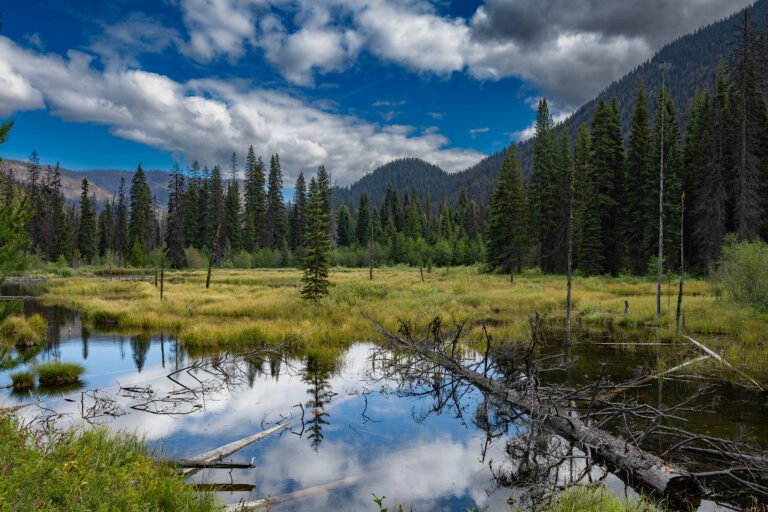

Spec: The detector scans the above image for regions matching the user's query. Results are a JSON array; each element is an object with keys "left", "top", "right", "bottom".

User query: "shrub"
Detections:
[
  {"left": 717, "top": 237, "right": 768, "bottom": 311},
  {"left": 10, "top": 371, "right": 34, "bottom": 390},
  {"left": 184, "top": 247, "right": 208, "bottom": 269},
  {"left": 232, "top": 250, "right": 253, "bottom": 269},
  {"left": 36, "top": 361, "right": 85, "bottom": 386}
]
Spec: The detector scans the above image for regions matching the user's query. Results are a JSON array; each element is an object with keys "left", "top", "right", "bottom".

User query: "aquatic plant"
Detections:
[
  {"left": 36, "top": 361, "right": 85, "bottom": 386},
  {"left": 9, "top": 370, "right": 34, "bottom": 390}
]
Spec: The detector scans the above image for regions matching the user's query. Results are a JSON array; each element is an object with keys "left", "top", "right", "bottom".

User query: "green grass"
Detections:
[
  {"left": 9, "top": 370, "right": 34, "bottom": 390},
  {"left": 0, "top": 314, "right": 47, "bottom": 346},
  {"left": 0, "top": 415, "right": 219, "bottom": 512},
  {"left": 40, "top": 266, "right": 768, "bottom": 383},
  {"left": 36, "top": 361, "right": 85, "bottom": 386},
  {"left": 533, "top": 486, "right": 658, "bottom": 511}
]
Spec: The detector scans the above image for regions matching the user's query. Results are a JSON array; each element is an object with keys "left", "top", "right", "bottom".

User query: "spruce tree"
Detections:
[
  {"left": 625, "top": 85, "right": 654, "bottom": 274},
  {"left": 128, "top": 164, "right": 153, "bottom": 265},
  {"left": 114, "top": 178, "right": 129, "bottom": 264},
  {"left": 166, "top": 164, "right": 187, "bottom": 268},
  {"left": 183, "top": 161, "right": 200, "bottom": 249},
  {"left": 485, "top": 145, "right": 529, "bottom": 273},
  {"left": 97, "top": 200, "right": 112, "bottom": 259},
  {"left": 529, "top": 99, "right": 557, "bottom": 271},
  {"left": 289, "top": 172, "right": 307, "bottom": 251},
  {"left": 575, "top": 124, "right": 604, "bottom": 275},
  {"left": 197, "top": 166, "right": 211, "bottom": 250},
  {"left": 244, "top": 150, "right": 267, "bottom": 249},
  {"left": 336, "top": 205, "right": 352, "bottom": 246},
  {"left": 355, "top": 193, "right": 370, "bottom": 247},
  {"left": 266, "top": 154, "right": 285, "bottom": 249},
  {"left": 208, "top": 165, "right": 225, "bottom": 261},
  {"left": 77, "top": 179, "right": 97, "bottom": 264},
  {"left": 589, "top": 98, "right": 624, "bottom": 275},
  {"left": 302, "top": 177, "right": 331, "bottom": 302}
]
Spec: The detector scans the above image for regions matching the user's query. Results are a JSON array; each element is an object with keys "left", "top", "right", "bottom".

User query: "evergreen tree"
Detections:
[
  {"left": 114, "top": 178, "right": 129, "bottom": 263},
  {"left": 485, "top": 145, "right": 529, "bottom": 273},
  {"left": 404, "top": 194, "right": 423, "bottom": 240},
  {"left": 589, "top": 98, "right": 625, "bottom": 275},
  {"left": 166, "top": 163, "right": 187, "bottom": 268},
  {"left": 529, "top": 99, "right": 557, "bottom": 270},
  {"left": 224, "top": 183, "right": 242, "bottom": 255},
  {"left": 77, "top": 179, "right": 97, "bottom": 264},
  {"left": 208, "top": 165, "right": 226, "bottom": 260},
  {"left": 302, "top": 177, "right": 331, "bottom": 302},
  {"left": 355, "top": 193, "right": 370, "bottom": 247},
  {"left": 336, "top": 205, "right": 352, "bottom": 246},
  {"left": 266, "top": 154, "right": 285, "bottom": 249},
  {"left": 182, "top": 161, "right": 200, "bottom": 248},
  {"left": 289, "top": 172, "right": 307, "bottom": 251},
  {"left": 197, "top": 166, "right": 211, "bottom": 250},
  {"left": 729, "top": 10, "right": 765, "bottom": 240},
  {"left": 244, "top": 150, "right": 267, "bottom": 249},
  {"left": 625, "top": 85, "right": 655, "bottom": 274},
  {"left": 97, "top": 200, "right": 113, "bottom": 259},
  {"left": 128, "top": 164, "right": 153, "bottom": 265},
  {"left": 575, "top": 124, "right": 604, "bottom": 275}
]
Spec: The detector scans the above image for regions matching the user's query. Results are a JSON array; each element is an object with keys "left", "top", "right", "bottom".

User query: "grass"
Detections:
[
  {"left": 36, "top": 361, "right": 85, "bottom": 386},
  {"left": 0, "top": 414, "right": 219, "bottom": 512},
  {"left": 532, "top": 486, "right": 658, "bottom": 511},
  {"left": 9, "top": 370, "right": 34, "bottom": 390},
  {"left": 0, "top": 314, "right": 47, "bottom": 346},
  {"left": 40, "top": 266, "right": 768, "bottom": 382}
]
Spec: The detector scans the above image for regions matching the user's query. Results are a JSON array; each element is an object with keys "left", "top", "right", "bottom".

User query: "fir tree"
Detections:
[
  {"left": 355, "top": 193, "right": 370, "bottom": 247},
  {"left": 625, "top": 85, "right": 654, "bottom": 274},
  {"left": 529, "top": 99, "right": 557, "bottom": 270},
  {"left": 266, "top": 154, "right": 285, "bottom": 249},
  {"left": 289, "top": 172, "right": 307, "bottom": 251},
  {"left": 485, "top": 145, "right": 528, "bottom": 273},
  {"left": 114, "top": 178, "right": 129, "bottom": 264},
  {"left": 77, "top": 179, "right": 97, "bottom": 264},
  {"left": 208, "top": 165, "right": 225, "bottom": 261},
  {"left": 128, "top": 164, "right": 153, "bottom": 265},
  {"left": 166, "top": 164, "right": 187, "bottom": 268},
  {"left": 97, "top": 200, "right": 113, "bottom": 259},
  {"left": 302, "top": 177, "right": 331, "bottom": 302},
  {"left": 244, "top": 150, "right": 267, "bottom": 249},
  {"left": 575, "top": 124, "right": 604, "bottom": 275},
  {"left": 182, "top": 161, "right": 200, "bottom": 248},
  {"left": 336, "top": 205, "right": 352, "bottom": 246}
]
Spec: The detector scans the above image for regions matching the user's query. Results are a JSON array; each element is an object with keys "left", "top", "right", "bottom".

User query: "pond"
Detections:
[{"left": 1, "top": 291, "right": 767, "bottom": 511}]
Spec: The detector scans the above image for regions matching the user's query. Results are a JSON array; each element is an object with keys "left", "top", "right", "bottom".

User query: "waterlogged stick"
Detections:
[{"left": 684, "top": 335, "right": 763, "bottom": 391}]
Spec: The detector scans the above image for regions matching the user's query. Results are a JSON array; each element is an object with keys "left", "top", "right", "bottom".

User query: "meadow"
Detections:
[{"left": 40, "top": 266, "right": 768, "bottom": 383}]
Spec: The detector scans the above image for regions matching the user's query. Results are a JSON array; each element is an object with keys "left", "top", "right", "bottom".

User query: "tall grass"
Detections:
[
  {"left": 0, "top": 314, "right": 47, "bottom": 346},
  {"left": 0, "top": 415, "right": 218, "bottom": 511},
  {"left": 36, "top": 361, "right": 85, "bottom": 386}
]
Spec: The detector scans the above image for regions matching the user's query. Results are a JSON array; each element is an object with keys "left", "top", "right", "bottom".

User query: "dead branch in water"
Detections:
[{"left": 372, "top": 315, "right": 768, "bottom": 509}]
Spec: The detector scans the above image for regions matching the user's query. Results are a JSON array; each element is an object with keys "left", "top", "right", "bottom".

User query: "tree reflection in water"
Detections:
[{"left": 302, "top": 350, "right": 336, "bottom": 452}]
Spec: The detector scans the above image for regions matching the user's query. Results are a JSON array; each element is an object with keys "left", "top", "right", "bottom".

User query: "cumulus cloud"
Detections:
[
  {"left": 0, "top": 36, "right": 482, "bottom": 184},
  {"left": 172, "top": 0, "right": 753, "bottom": 107}
]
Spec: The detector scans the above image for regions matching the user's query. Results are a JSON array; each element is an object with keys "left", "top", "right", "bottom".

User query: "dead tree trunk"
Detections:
[
  {"left": 676, "top": 192, "right": 684, "bottom": 336},
  {"left": 378, "top": 323, "right": 702, "bottom": 507},
  {"left": 206, "top": 223, "right": 222, "bottom": 290}
]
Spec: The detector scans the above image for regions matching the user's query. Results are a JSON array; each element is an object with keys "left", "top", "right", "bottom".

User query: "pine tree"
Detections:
[
  {"left": 289, "top": 172, "right": 307, "bottom": 251},
  {"left": 182, "top": 161, "right": 200, "bottom": 248},
  {"left": 224, "top": 183, "right": 242, "bottom": 255},
  {"left": 266, "top": 154, "right": 285, "bottom": 249},
  {"left": 244, "top": 150, "right": 268, "bottom": 249},
  {"left": 529, "top": 99, "right": 557, "bottom": 271},
  {"left": 589, "top": 98, "right": 624, "bottom": 275},
  {"left": 114, "top": 178, "right": 129, "bottom": 264},
  {"left": 197, "top": 166, "right": 211, "bottom": 250},
  {"left": 355, "top": 193, "right": 370, "bottom": 247},
  {"left": 208, "top": 165, "right": 225, "bottom": 261},
  {"left": 128, "top": 164, "right": 153, "bottom": 265},
  {"left": 166, "top": 163, "right": 187, "bottom": 268},
  {"left": 97, "top": 200, "right": 113, "bottom": 259},
  {"left": 336, "top": 205, "right": 352, "bottom": 246},
  {"left": 485, "top": 145, "right": 529, "bottom": 273},
  {"left": 574, "top": 124, "right": 604, "bottom": 275},
  {"left": 729, "top": 10, "right": 765, "bottom": 240},
  {"left": 404, "top": 195, "right": 423, "bottom": 240},
  {"left": 302, "top": 177, "right": 331, "bottom": 302},
  {"left": 77, "top": 179, "right": 97, "bottom": 264},
  {"left": 625, "top": 85, "right": 654, "bottom": 274}
]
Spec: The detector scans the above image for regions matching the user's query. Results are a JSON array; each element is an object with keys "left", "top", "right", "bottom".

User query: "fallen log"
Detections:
[
  {"left": 193, "top": 483, "right": 256, "bottom": 492},
  {"left": 378, "top": 322, "right": 702, "bottom": 508},
  {"left": 168, "top": 459, "right": 254, "bottom": 469},
  {"left": 684, "top": 336, "right": 763, "bottom": 391},
  {"left": 597, "top": 355, "right": 710, "bottom": 400},
  {"left": 225, "top": 474, "right": 366, "bottom": 511}
]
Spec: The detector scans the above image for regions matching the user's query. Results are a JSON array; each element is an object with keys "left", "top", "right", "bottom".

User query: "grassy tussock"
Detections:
[
  {"left": 36, "top": 361, "right": 85, "bottom": 386},
  {"left": 42, "top": 267, "right": 768, "bottom": 380},
  {"left": 0, "top": 314, "right": 47, "bottom": 346},
  {"left": 0, "top": 415, "right": 218, "bottom": 512},
  {"left": 9, "top": 371, "right": 34, "bottom": 390},
  {"left": 532, "top": 486, "right": 658, "bottom": 511}
]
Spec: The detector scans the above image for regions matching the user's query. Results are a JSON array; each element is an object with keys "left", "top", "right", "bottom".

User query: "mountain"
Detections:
[
  {"left": 336, "top": 0, "right": 764, "bottom": 210},
  {"left": 0, "top": 159, "right": 170, "bottom": 206}
]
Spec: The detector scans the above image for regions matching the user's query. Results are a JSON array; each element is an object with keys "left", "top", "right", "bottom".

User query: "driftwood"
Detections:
[
  {"left": 684, "top": 335, "right": 763, "bottom": 391},
  {"left": 597, "top": 355, "right": 710, "bottom": 400},
  {"left": 226, "top": 474, "right": 367, "bottom": 511},
  {"left": 169, "top": 459, "right": 255, "bottom": 469},
  {"left": 376, "top": 319, "right": 702, "bottom": 507}
]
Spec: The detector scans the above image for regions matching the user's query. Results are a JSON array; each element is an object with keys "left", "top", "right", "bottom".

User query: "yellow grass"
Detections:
[{"left": 41, "top": 266, "right": 768, "bottom": 380}]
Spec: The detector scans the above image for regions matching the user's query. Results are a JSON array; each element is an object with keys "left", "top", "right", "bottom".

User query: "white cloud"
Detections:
[
  {"left": 0, "top": 36, "right": 482, "bottom": 184},
  {"left": 171, "top": 0, "right": 752, "bottom": 107}
]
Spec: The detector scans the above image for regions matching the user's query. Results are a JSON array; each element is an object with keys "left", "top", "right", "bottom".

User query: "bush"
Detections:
[
  {"left": 717, "top": 237, "right": 768, "bottom": 311},
  {"left": 252, "top": 249, "right": 283, "bottom": 268},
  {"left": 10, "top": 371, "right": 34, "bottom": 390},
  {"left": 36, "top": 361, "right": 85, "bottom": 386},
  {"left": 232, "top": 250, "right": 253, "bottom": 269},
  {"left": 0, "top": 415, "right": 218, "bottom": 511},
  {"left": 184, "top": 247, "right": 208, "bottom": 269}
]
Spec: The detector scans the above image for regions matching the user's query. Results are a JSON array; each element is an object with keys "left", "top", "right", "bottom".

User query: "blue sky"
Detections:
[{"left": 0, "top": 0, "right": 751, "bottom": 184}]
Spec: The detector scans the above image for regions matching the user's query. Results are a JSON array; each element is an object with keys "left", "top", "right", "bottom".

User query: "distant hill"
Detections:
[
  {"left": 336, "top": 0, "right": 763, "bottom": 209},
  {"left": 0, "top": 159, "right": 170, "bottom": 206}
]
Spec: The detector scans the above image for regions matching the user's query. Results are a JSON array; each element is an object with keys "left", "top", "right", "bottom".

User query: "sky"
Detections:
[{"left": 0, "top": 0, "right": 753, "bottom": 185}]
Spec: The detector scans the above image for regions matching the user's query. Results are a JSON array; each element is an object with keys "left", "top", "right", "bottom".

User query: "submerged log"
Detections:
[{"left": 379, "top": 325, "right": 703, "bottom": 508}]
